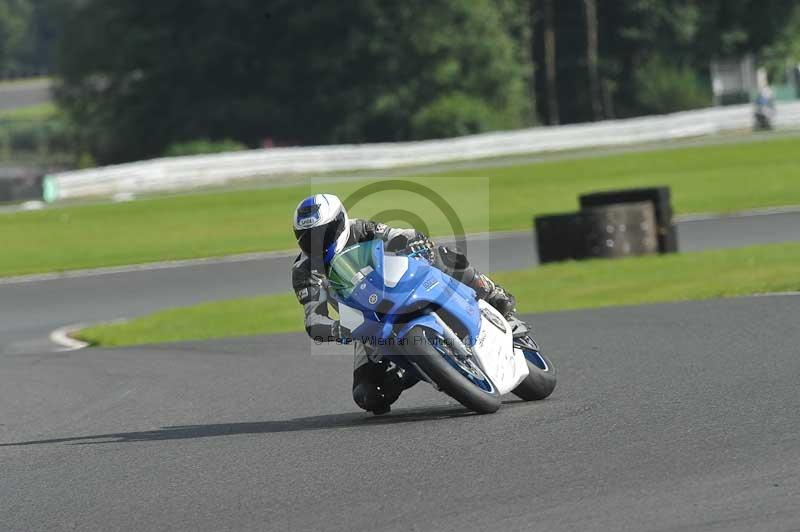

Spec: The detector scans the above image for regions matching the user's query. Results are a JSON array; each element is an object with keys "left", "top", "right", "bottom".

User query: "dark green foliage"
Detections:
[
  {"left": 536, "top": 0, "right": 800, "bottom": 121},
  {"left": 0, "top": 0, "right": 33, "bottom": 75},
  {"left": 37, "top": 0, "right": 800, "bottom": 164},
  {"left": 165, "top": 139, "right": 247, "bottom": 157},
  {"left": 7, "top": 121, "right": 40, "bottom": 151},
  {"left": 0, "top": 103, "right": 73, "bottom": 162},
  {"left": 411, "top": 94, "right": 500, "bottom": 139},
  {"left": 0, "top": 117, "right": 73, "bottom": 161},
  {"left": 633, "top": 55, "right": 711, "bottom": 115},
  {"left": 54, "top": 0, "right": 530, "bottom": 164},
  {"left": 0, "top": 0, "right": 55, "bottom": 76}
]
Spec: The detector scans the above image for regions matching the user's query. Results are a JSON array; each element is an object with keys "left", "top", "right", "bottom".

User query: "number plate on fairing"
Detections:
[{"left": 470, "top": 300, "right": 529, "bottom": 394}]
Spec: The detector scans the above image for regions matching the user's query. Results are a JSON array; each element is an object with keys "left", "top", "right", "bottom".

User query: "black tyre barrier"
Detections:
[
  {"left": 535, "top": 200, "right": 661, "bottom": 264},
  {"left": 578, "top": 186, "right": 678, "bottom": 253},
  {"left": 582, "top": 202, "right": 658, "bottom": 259},
  {"left": 534, "top": 212, "right": 586, "bottom": 264}
]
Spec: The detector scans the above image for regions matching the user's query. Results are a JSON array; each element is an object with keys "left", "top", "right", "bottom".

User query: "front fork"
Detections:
[{"left": 386, "top": 312, "right": 478, "bottom": 391}]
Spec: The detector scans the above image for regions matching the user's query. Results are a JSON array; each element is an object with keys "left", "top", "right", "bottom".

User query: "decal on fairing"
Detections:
[
  {"left": 480, "top": 307, "right": 508, "bottom": 333},
  {"left": 423, "top": 278, "right": 439, "bottom": 291}
]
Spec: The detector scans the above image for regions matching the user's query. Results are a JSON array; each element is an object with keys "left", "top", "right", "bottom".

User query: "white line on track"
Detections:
[
  {"left": 0, "top": 249, "right": 297, "bottom": 286},
  {"left": 49, "top": 324, "right": 90, "bottom": 351},
  {"left": 674, "top": 205, "right": 800, "bottom": 222}
]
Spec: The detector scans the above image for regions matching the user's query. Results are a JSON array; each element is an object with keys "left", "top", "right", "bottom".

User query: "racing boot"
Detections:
[
  {"left": 352, "top": 360, "right": 392, "bottom": 415},
  {"left": 506, "top": 314, "right": 532, "bottom": 339},
  {"left": 352, "top": 359, "right": 417, "bottom": 415},
  {"left": 471, "top": 272, "right": 517, "bottom": 318},
  {"left": 481, "top": 278, "right": 534, "bottom": 339},
  {"left": 382, "top": 365, "right": 419, "bottom": 396}
]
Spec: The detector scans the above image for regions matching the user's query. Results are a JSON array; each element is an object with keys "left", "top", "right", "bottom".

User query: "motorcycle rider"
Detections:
[{"left": 291, "top": 193, "right": 521, "bottom": 414}]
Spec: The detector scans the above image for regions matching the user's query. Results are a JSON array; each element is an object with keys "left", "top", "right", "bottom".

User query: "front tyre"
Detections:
[
  {"left": 404, "top": 326, "right": 501, "bottom": 414},
  {"left": 511, "top": 336, "right": 557, "bottom": 401}
]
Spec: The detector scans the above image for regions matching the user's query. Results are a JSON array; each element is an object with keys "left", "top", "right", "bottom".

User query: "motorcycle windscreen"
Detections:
[{"left": 328, "top": 240, "right": 386, "bottom": 305}]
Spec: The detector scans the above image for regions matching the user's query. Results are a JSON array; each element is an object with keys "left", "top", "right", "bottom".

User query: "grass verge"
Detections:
[
  {"left": 0, "top": 102, "right": 57, "bottom": 121},
  {"left": 0, "top": 76, "right": 50, "bottom": 86},
  {"left": 1, "top": 134, "right": 799, "bottom": 277},
  {"left": 75, "top": 242, "right": 800, "bottom": 347}
]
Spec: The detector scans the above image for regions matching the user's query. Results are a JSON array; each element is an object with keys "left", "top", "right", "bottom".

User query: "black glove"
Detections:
[{"left": 404, "top": 235, "right": 436, "bottom": 262}]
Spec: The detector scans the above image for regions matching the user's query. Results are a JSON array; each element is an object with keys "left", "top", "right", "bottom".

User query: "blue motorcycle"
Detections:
[{"left": 328, "top": 240, "right": 556, "bottom": 414}]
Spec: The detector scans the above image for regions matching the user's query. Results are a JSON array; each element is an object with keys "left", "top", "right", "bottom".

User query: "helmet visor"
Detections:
[{"left": 294, "top": 211, "right": 346, "bottom": 262}]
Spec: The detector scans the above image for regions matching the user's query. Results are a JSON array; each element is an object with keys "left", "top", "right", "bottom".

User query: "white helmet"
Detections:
[{"left": 293, "top": 193, "right": 351, "bottom": 263}]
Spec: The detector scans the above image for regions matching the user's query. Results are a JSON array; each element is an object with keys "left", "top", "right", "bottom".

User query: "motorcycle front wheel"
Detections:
[
  {"left": 403, "top": 326, "right": 501, "bottom": 414},
  {"left": 511, "top": 336, "right": 557, "bottom": 401}
]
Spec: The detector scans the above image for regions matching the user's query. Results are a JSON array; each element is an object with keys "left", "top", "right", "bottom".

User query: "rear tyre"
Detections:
[
  {"left": 403, "top": 326, "right": 501, "bottom": 414},
  {"left": 511, "top": 336, "right": 557, "bottom": 401}
]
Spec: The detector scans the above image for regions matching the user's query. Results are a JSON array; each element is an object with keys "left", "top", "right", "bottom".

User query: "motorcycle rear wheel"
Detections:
[{"left": 403, "top": 326, "right": 501, "bottom": 414}]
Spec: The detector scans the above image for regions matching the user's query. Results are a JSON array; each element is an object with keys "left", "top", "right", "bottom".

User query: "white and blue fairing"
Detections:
[
  {"left": 328, "top": 240, "right": 482, "bottom": 347},
  {"left": 328, "top": 239, "right": 528, "bottom": 394}
]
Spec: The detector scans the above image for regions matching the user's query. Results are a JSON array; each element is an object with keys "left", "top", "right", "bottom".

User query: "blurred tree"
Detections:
[
  {"left": 599, "top": 0, "right": 706, "bottom": 117},
  {"left": 534, "top": 0, "right": 590, "bottom": 124},
  {"left": 541, "top": 0, "right": 559, "bottom": 124},
  {"left": 20, "top": 0, "right": 57, "bottom": 75},
  {"left": 633, "top": 54, "right": 710, "bottom": 115},
  {"left": 496, "top": 0, "right": 537, "bottom": 125},
  {"left": 582, "top": 0, "right": 798, "bottom": 118},
  {"left": 761, "top": 7, "right": 800, "bottom": 81},
  {"left": 695, "top": 0, "right": 800, "bottom": 60},
  {"left": 583, "top": 0, "right": 602, "bottom": 120},
  {"left": 55, "top": 0, "right": 530, "bottom": 164},
  {"left": 49, "top": 0, "right": 800, "bottom": 164},
  {"left": 0, "top": 0, "right": 55, "bottom": 76},
  {"left": 0, "top": 0, "right": 32, "bottom": 75}
]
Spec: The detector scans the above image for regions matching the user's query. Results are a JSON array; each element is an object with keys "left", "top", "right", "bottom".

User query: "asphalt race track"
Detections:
[
  {"left": 2, "top": 210, "right": 800, "bottom": 530},
  {"left": 2, "top": 209, "right": 800, "bottom": 356},
  {"left": 2, "top": 294, "right": 799, "bottom": 531}
]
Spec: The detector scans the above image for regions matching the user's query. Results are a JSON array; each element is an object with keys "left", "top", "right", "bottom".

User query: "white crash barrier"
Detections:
[{"left": 44, "top": 101, "right": 800, "bottom": 201}]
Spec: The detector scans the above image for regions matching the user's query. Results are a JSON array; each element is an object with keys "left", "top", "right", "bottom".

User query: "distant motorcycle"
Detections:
[
  {"left": 328, "top": 240, "right": 556, "bottom": 414},
  {"left": 754, "top": 89, "right": 776, "bottom": 131}
]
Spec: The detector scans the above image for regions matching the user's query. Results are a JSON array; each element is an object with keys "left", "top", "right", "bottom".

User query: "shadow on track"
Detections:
[{"left": 1, "top": 404, "right": 495, "bottom": 447}]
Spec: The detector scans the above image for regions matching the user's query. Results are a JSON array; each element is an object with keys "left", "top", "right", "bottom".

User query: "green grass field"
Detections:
[
  {"left": 0, "top": 102, "right": 57, "bottom": 121},
  {"left": 0, "top": 76, "right": 50, "bottom": 87},
  {"left": 75, "top": 241, "right": 800, "bottom": 347},
  {"left": 2, "top": 134, "right": 799, "bottom": 278}
]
